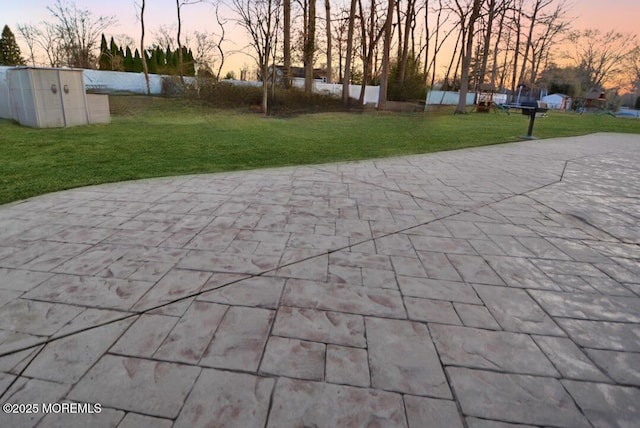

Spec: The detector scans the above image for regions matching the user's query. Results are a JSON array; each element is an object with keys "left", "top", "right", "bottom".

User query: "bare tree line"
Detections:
[
  {"left": 226, "top": 0, "right": 637, "bottom": 112},
  {"left": 13, "top": 0, "right": 639, "bottom": 113}
]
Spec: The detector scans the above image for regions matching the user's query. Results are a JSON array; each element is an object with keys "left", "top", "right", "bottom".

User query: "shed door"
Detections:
[
  {"left": 59, "top": 71, "right": 88, "bottom": 126},
  {"left": 31, "top": 69, "right": 65, "bottom": 127}
]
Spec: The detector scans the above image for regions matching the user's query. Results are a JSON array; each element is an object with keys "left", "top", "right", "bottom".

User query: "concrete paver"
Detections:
[
  {"left": 200, "top": 306, "right": 274, "bottom": 371},
  {"left": 453, "top": 302, "right": 502, "bottom": 329},
  {"left": 272, "top": 306, "right": 366, "bottom": 347},
  {"left": 153, "top": 301, "right": 227, "bottom": 364},
  {"left": 474, "top": 284, "right": 566, "bottom": 335},
  {"left": 0, "top": 133, "right": 639, "bottom": 427},
  {"left": 366, "top": 317, "right": 451, "bottom": 398},
  {"left": 173, "top": 369, "right": 274, "bottom": 428},
  {"left": 404, "top": 395, "right": 464, "bottom": 428},
  {"left": 325, "top": 344, "right": 370, "bottom": 387},
  {"left": 267, "top": 378, "right": 407, "bottom": 427},
  {"left": 68, "top": 355, "right": 200, "bottom": 418},
  {"left": 430, "top": 324, "right": 560, "bottom": 376},
  {"left": 532, "top": 335, "right": 610, "bottom": 382},
  {"left": 259, "top": 336, "right": 326, "bottom": 380},
  {"left": 448, "top": 367, "right": 589, "bottom": 427},
  {"left": 584, "top": 348, "right": 640, "bottom": 385},
  {"left": 562, "top": 380, "right": 640, "bottom": 428}
]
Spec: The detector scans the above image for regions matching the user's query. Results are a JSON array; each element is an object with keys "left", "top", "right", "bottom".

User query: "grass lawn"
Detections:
[{"left": 1, "top": 95, "right": 639, "bottom": 205}]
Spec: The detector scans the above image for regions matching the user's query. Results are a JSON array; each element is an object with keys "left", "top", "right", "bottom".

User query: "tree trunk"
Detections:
[
  {"left": 395, "top": 0, "right": 402, "bottom": 60},
  {"left": 422, "top": 4, "right": 430, "bottom": 83},
  {"left": 176, "top": 0, "right": 184, "bottom": 82},
  {"left": 342, "top": 0, "right": 357, "bottom": 106},
  {"left": 262, "top": 64, "right": 269, "bottom": 113},
  {"left": 510, "top": 2, "right": 522, "bottom": 94},
  {"left": 359, "top": 0, "right": 385, "bottom": 104},
  {"left": 140, "top": 0, "right": 150, "bottom": 94},
  {"left": 305, "top": 0, "right": 316, "bottom": 93},
  {"left": 455, "top": 0, "right": 483, "bottom": 114},
  {"left": 443, "top": 28, "right": 462, "bottom": 89},
  {"left": 378, "top": 0, "right": 395, "bottom": 110},
  {"left": 489, "top": 2, "right": 506, "bottom": 88},
  {"left": 398, "top": 0, "right": 415, "bottom": 84},
  {"left": 325, "top": 0, "right": 332, "bottom": 83},
  {"left": 358, "top": 0, "right": 371, "bottom": 105},
  {"left": 478, "top": 0, "right": 496, "bottom": 86},
  {"left": 284, "top": 0, "right": 291, "bottom": 87},
  {"left": 498, "top": 26, "right": 512, "bottom": 89},
  {"left": 518, "top": 0, "right": 543, "bottom": 87}
]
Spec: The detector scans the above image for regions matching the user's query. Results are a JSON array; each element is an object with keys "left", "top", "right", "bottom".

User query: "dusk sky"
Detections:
[{"left": 3, "top": 0, "right": 639, "bottom": 73}]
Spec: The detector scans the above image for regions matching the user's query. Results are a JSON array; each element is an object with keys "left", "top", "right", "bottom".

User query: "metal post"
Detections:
[
  {"left": 527, "top": 112, "right": 536, "bottom": 137},
  {"left": 516, "top": 86, "right": 523, "bottom": 105}
]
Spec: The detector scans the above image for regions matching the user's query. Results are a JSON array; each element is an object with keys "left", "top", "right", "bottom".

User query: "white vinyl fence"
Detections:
[
  {"left": 83, "top": 69, "right": 166, "bottom": 94},
  {"left": 1, "top": 66, "right": 381, "bottom": 121},
  {"left": 225, "top": 78, "right": 381, "bottom": 106},
  {"left": 425, "top": 90, "right": 476, "bottom": 106}
]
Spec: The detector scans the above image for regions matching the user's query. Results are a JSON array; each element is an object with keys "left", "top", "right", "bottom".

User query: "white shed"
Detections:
[
  {"left": 0, "top": 67, "right": 11, "bottom": 120},
  {"left": 541, "top": 93, "right": 571, "bottom": 111},
  {"left": 8, "top": 67, "right": 90, "bottom": 128}
]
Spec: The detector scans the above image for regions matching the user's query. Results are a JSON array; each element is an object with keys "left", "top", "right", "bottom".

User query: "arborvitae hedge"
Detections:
[{"left": 97, "top": 33, "right": 196, "bottom": 76}]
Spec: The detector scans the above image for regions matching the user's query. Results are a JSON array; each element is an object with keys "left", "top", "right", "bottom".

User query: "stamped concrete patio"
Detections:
[{"left": 0, "top": 133, "right": 639, "bottom": 427}]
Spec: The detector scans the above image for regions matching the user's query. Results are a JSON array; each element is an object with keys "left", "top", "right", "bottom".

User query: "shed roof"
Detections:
[{"left": 542, "top": 93, "right": 571, "bottom": 99}]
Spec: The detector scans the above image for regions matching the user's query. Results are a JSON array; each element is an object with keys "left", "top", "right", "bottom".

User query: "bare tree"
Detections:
[
  {"left": 194, "top": 20, "right": 227, "bottom": 79},
  {"left": 134, "top": 1, "right": 150, "bottom": 94},
  {"left": 397, "top": 0, "right": 417, "bottom": 84},
  {"left": 17, "top": 24, "right": 39, "bottom": 66},
  {"left": 377, "top": 0, "right": 395, "bottom": 110},
  {"left": 155, "top": 25, "right": 176, "bottom": 49},
  {"left": 324, "top": 0, "right": 333, "bottom": 83},
  {"left": 175, "top": 0, "right": 202, "bottom": 81},
  {"left": 476, "top": 0, "right": 497, "bottom": 86},
  {"left": 304, "top": 0, "right": 317, "bottom": 92},
  {"left": 516, "top": 0, "right": 552, "bottom": 88},
  {"left": 527, "top": 1, "right": 569, "bottom": 85},
  {"left": 333, "top": 7, "right": 350, "bottom": 81},
  {"left": 357, "top": 0, "right": 386, "bottom": 104},
  {"left": 627, "top": 46, "right": 640, "bottom": 96},
  {"left": 114, "top": 34, "right": 136, "bottom": 50},
  {"left": 194, "top": 31, "right": 214, "bottom": 75},
  {"left": 422, "top": 0, "right": 456, "bottom": 88},
  {"left": 283, "top": 0, "right": 292, "bottom": 87},
  {"left": 488, "top": 0, "right": 511, "bottom": 88},
  {"left": 47, "top": 0, "right": 117, "bottom": 68},
  {"left": 453, "top": 0, "right": 484, "bottom": 114},
  {"left": 508, "top": 0, "right": 523, "bottom": 93},
  {"left": 25, "top": 21, "right": 65, "bottom": 67},
  {"left": 342, "top": 0, "right": 357, "bottom": 106},
  {"left": 441, "top": 24, "right": 462, "bottom": 90},
  {"left": 566, "top": 29, "right": 635, "bottom": 91},
  {"left": 231, "top": 0, "right": 282, "bottom": 113}
]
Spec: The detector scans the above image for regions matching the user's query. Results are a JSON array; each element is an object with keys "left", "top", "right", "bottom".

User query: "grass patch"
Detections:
[{"left": 1, "top": 95, "right": 639, "bottom": 205}]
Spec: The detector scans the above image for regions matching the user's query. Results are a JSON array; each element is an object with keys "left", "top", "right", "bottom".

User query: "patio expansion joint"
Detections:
[
  {"left": 0, "top": 152, "right": 577, "bottom": 405},
  {"left": 2, "top": 169, "right": 566, "bottom": 359}
]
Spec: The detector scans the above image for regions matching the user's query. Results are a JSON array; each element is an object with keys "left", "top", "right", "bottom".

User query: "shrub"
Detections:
[
  {"left": 197, "top": 80, "right": 263, "bottom": 108},
  {"left": 388, "top": 55, "right": 428, "bottom": 101},
  {"left": 267, "top": 87, "right": 346, "bottom": 116},
  {"left": 189, "top": 79, "right": 348, "bottom": 116},
  {"left": 161, "top": 76, "right": 189, "bottom": 96}
]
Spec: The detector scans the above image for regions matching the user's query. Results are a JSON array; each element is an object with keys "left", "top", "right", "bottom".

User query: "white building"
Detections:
[{"left": 541, "top": 93, "right": 572, "bottom": 111}]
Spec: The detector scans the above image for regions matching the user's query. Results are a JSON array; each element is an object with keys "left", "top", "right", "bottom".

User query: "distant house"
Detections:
[
  {"left": 541, "top": 93, "right": 572, "bottom": 110},
  {"left": 567, "top": 88, "right": 607, "bottom": 112},
  {"left": 584, "top": 88, "right": 606, "bottom": 109}
]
